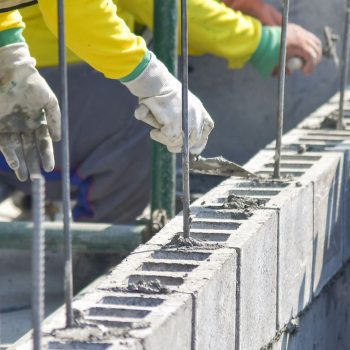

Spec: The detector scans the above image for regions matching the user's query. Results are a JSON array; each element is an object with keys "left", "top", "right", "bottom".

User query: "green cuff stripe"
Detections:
[
  {"left": 0, "top": 28, "right": 25, "bottom": 48},
  {"left": 120, "top": 51, "right": 151, "bottom": 82},
  {"left": 250, "top": 27, "right": 281, "bottom": 79}
]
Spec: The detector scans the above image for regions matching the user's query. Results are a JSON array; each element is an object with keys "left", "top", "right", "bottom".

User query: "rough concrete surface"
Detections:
[
  {"left": 271, "top": 261, "right": 350, "bottom": 350},
  {"left": 302, "top": 153, "right": 344, "bottom": 296},
  {"left": 226, "top": 210, "right": 278, "bottom": 350},
  {"left": 270, "top": 184, "right": 314, "bottom": 328},
  {"left": 182, "top": 251, "right": 237, "bottom": 350}
]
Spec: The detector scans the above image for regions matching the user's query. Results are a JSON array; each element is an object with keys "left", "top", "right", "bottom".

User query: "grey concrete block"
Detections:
[
  {"left": 302, "top": 152, "right": 344, "bottom": 296},
  {"left": 270, "top": 184, "right": 314, "bottom": 328},
  {"left": 271, "top": 263, "right": 350, "bottom": 350},
  {"left": 120, "top": 246, "right": 237, "bottom": 350},
  {"left": 187, "top": 176, "right": 280, "bottom": 350},
  {"left": 129, "top": 293, "right": 193, "bottom": 350},
  {"left": 333, "top": 142, "right": 350, "bottom": 263},
  {"left": 177, "top": 250, "right": 237, "bottom": 350},
  {"left": 225, "top": 210, "right": 278, "bottom": 350},
  {"left": 73, "top": 290, "right": 193, "bottom": 350}
]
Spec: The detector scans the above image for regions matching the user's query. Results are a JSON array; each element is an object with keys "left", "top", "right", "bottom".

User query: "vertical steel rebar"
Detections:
[
  {"left": 151, "top": 0, "right": 177, "bottom": 223},
  {"left": 181, "top": 0, "right": 190, "bottom": 239},
  {"left": 273, "top": 0, "right": 290, "bottom": 179},
  {"left": 338, "top": 0, "right": 350, "bottom": 129},
  {"left": 31, "top": 175, "right": 45, "bottom": 350},
  {"left": 58, "top": 0, "right": 73, "bottom": 327}
]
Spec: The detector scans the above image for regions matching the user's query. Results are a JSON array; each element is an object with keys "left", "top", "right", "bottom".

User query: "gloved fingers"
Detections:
[
  {"left": 22, "top": 132, "right": 41, "bottom": 180},
  {"left": 150, "top": 129, "right": 182, "bottom": 153},
  {"left": 44, "top": 95, "right": 61, "bottom": 142},
  {"left": 0, "top": 134, "right": 20, "bottom": 171},
  {"left": 35, "top": 124, "right": 55, "bottom": 172},
  {"left": 190, "top": 120, "right": 214, "bottom": 155},
  {"left": 167, "top": 144, "right": 182, "bottom": 153},
  {"left": 0, "top": 134, "right": 29, "bottom": 181},
  {"left": 11, "top": 134, "right": 28, "bottom": 181},
  {"left": 135, "top": 104, "right": 162, "bottom": 129}
]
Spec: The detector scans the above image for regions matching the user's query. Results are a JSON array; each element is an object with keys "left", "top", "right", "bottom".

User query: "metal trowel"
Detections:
[{"left": 190, "top": 155, "right": 257, "bottom": 178}]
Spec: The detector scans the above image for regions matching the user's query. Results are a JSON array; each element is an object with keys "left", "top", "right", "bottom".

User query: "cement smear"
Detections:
[
  {"left": 302, "top": 113, "right": 346, "bottom": 130},
  {"left": 298, "top": 144, "right": 307, "bottom": 154},
  {"left": 320, "top": 113, "right": 347, "bottom": 130},
  {"left": 221, "top": 194, "right": 266, "bottom": 211},
  {"left": 51, "top": 321, "right": 150, "bottom": 343},
  {"left": 164, "top": 233, "right": 222, "bottom": 250},
  {"left": 248, "top": 178, "right": 291, "bottom": 187},
  {"left": 122, "top": 279, "right": 172, "bottom": 295}
]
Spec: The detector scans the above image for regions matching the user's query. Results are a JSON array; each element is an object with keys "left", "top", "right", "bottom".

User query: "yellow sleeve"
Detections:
[
  {"left": 37, "top": 0, "right": 148, "bottom": 79},
  {"left": 20, "top": 5, "right": 81, "bottom": 67},
  {"left": 117, "top": 0, "right": 262, "bottom": 68},
  {"left": 0, "top": 10, "right": 24, "bottom": 31}
]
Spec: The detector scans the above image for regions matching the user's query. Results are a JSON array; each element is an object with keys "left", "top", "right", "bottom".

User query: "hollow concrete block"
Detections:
[
  {"left": 128, "top": 293, "right": 193, "bottom": 350},
  {"left": 271, "top": 263, "right": 350, "bottom": 350},
  {"left": 302, "top": 152, "right": 344, "bottom": 296},
  {"left": 225, "top": 210, "right": 278, "bottom": 350},
  {"left": 176, "top": 250, "right": 237, "bottom": 350},
  {"left": 267, "top": 184, "right": 314, "bottom": 328},
  {"left": 332, "top": 141, "right": 350, "bottom": 263}
]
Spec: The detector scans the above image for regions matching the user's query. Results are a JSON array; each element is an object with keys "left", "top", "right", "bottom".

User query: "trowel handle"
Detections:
[{"left": 286, "top": 57, "right": 304, "bottom": 72}]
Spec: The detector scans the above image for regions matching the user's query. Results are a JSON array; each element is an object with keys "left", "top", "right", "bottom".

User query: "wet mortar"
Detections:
[
  {"left": 302, "top": 113, "right": 346, "bottom": 130},
  {"left": 50, "top": 321, "right": 150, "bottom": 343},
  {"left": 222, "top": 194, "right": 266, "bottom": 211},
  {"left": 244, "top": 177, "right": 292, "bottom": 187},
  {"left": 164, "top": 233, "right": 223, "bottom": 250},
  {"left": 112, "top": 279, "right": 172, "bottom": 295}
]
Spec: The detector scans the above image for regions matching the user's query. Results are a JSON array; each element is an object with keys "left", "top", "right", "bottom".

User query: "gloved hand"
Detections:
[
  {"left": 223, "top": 0, "right": 282, "bottom": 26},
  {"left": 121, "top": 53, "right": 214, "bottom": 155},
  {"left": 0, "top": 43, "right": 61, "bottom": 181}
]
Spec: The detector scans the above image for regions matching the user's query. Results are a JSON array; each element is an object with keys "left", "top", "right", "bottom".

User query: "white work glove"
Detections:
[
  {"left": 0, "top": 43, "right": 61, "bottom": 181},
  {"left": 122, "top": 53, "right": 214, "bottom": 155}
]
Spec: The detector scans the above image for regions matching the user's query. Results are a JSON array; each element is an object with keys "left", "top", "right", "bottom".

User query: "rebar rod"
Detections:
[
  {"left": 181, "top": 0, "right": 190, "bottom": 239},
  {"left": 338, "top": 0, "right": 350, "bottom": 130},
  {"left": 273, "top": 0, "right": 290, "bottom": 179},
  {"left": 31, "top": 175, "right": 45, "bottom": 350},
  {"left": 58, "top": 0, "right": 73, "bottom": 327}
]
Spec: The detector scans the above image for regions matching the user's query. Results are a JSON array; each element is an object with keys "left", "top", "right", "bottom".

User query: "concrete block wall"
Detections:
[{"left": 12, "top": 91, "right": 350, "bottom": 349}]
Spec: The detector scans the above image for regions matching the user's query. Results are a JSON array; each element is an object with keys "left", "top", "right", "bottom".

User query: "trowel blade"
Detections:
[{"left": 190, "top": 156, "right": 257, "bottom": 178}]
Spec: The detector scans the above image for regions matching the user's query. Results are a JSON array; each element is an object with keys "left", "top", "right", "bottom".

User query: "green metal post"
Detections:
[
  {"left": 0, "top": 222, "right": 145, "bottom": 254},
  {"left": 151, "top": 0, "right": 178, "bottom": 220}
]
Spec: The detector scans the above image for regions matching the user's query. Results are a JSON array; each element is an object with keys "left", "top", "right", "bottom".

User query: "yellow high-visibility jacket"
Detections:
[{"left": 0, "top": 0, "right": 262, "bottom": 80}]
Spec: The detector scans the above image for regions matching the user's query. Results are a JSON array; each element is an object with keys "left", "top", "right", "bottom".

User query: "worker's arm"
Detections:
[
  {"left": 222, "top": 0, "right": 282, "bottom": 26},
  {"left": 117, "top": 0, "right": 321, "bottom": 78},
  {"left": 118, "top": 0, "right": 263, "bottom": 69},
  {"left": 37, "top": 0, "right": 214, "bottom": 155},
  {"left": 38, "top": 0, "right": 147, "bottom": 80},
  {"left": 117, "top": 0, "right": 279, "bottom": 76},
  {"left": 0, "top": 10, "right": 60, "bottom": 181},
  {"left": 221, "top": 0, "right": 322, "bottom": 76}
]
